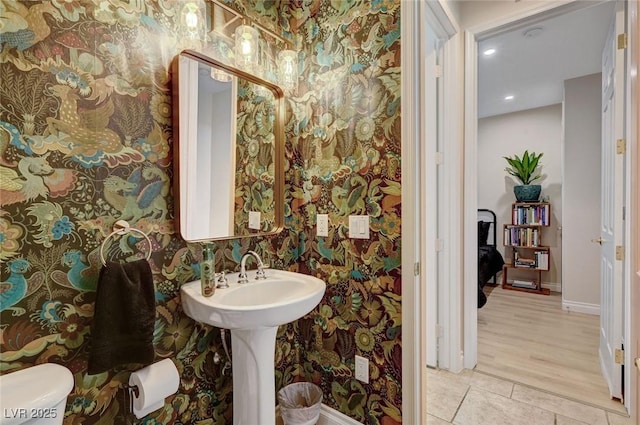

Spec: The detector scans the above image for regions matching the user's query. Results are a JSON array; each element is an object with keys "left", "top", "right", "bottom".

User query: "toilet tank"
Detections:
[{"left": 0, "top": 363, "right": 74, "bottom": 425}]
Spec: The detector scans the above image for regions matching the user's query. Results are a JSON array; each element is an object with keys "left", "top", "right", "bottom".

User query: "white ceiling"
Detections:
[{"left": 477, "top": 1, "right": 616, "bottom": 118}]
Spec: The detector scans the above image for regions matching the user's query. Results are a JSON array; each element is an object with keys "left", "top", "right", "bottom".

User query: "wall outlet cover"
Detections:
[{"left": 248, "top": 211, "right": 261, "bottom": 230}]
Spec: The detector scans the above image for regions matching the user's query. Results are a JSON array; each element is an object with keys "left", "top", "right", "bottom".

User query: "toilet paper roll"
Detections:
[{"left": 128, "top": 358, "right": 180, "bottom": 419}]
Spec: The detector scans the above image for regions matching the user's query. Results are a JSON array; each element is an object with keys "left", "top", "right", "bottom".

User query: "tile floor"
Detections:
[{"left": 427, "top": 368, "right": 634, "bottom": 425}]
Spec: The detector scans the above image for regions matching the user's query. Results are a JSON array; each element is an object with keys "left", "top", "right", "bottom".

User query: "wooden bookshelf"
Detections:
[{"left": 502, "top": 202, "right": 551, "bottom": 295}]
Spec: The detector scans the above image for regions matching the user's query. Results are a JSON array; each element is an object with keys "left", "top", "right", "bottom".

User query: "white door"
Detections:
[{"left": 599, "top": 2, "right": 625, "bottom": 401}]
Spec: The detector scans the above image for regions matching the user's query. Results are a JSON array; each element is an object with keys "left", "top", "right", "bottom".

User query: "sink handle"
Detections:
[
  {"left": 237, "top": 270, "right": 249, "bottom": 284},
  {"left": 216, "top": 271, "right": 229, "bottom": 288}
]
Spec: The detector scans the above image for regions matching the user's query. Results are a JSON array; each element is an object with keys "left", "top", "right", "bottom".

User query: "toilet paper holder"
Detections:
[
  {"left": 124, "top": 359, "right": 180, "bottom": 418},
  {"left": 124, "top": 383, "right": 140, "bottom": 416},
  {"left": 126, "top": 383, "right": 140, "bottom": 397}
]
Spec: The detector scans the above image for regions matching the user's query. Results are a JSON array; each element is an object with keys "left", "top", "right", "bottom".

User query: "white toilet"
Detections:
[{"left": 0, "top": 363, "right": 74, "bottom": 425}]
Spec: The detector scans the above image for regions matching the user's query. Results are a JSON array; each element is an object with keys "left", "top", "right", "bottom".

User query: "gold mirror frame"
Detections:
[{"left": 172, "top": 50, "right": 284, "bottom": 242}]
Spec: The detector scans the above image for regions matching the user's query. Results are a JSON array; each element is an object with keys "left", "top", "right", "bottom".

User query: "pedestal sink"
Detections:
[{"left": 181, "top": 269, "right": 326, "bottom": 425}]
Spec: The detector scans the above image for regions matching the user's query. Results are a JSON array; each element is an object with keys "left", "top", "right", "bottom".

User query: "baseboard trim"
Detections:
[
  {"left": 562, "top": 299, "right": 600, "bottom": 315},
  {"left": 318, "top": 404, "right": 363, "bottom": 425},
  {"left": 541, "top": 281, "right": 561, "bottom": 293}
]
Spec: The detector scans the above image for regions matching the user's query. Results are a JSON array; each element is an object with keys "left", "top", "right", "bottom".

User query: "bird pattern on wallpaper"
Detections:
[
  {"left": 50, "top": 249, "right": 101, "bottom": 292},
  {"left": 0, "top": 258, "right": 44, "bottom": 316},
  {"left": 0, "top": 1, "right": 402, "bottom": 424},
  {"left": 0, "top": 155, "right": 55, "bottom": 205}
]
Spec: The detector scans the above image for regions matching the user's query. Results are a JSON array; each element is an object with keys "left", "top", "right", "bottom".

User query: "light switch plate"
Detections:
[
  {"left": 355, "top": 355, "right": 369, "bottom": 383},
  {"left": 348, "top": 215, "right": 370, "bottom": 239},
  {"left": 317, "top": 214, "right": 329, "bottom": 237},
  {"left": 248, "top": 211, "right": 261, "bottom": 230}
]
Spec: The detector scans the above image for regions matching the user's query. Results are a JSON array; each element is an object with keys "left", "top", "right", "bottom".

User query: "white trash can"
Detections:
[{"left": 277, "top": 382, "right": 323, "bottom": 425}]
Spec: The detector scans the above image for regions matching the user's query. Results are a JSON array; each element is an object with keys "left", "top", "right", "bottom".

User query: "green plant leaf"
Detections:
[{"left": 504, "top": 150, "right": 543, "bottom": 185}]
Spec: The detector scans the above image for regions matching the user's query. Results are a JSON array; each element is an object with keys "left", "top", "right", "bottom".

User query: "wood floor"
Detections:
[{"left": 476, "top": 285, "right": 627, "bottom": 413}]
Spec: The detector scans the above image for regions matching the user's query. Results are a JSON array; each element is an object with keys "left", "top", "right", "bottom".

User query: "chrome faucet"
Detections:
[{"left": 238, "top": 250, "right": 266, "bottom": 283}]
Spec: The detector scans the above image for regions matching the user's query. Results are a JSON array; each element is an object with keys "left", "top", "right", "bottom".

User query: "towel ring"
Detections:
[{"left": 100, "top": 220, "right": 152, "bottom": 266}]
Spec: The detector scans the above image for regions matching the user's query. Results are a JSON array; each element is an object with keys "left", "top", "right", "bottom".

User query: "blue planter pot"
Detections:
[{"left": 514, "top": 185, "right": 541, "bottom": 202}]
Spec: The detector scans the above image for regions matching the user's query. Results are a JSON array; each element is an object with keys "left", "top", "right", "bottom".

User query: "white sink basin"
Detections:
[
  {"left": 181, "top": 269, "right": 326, "bottom": 425},
  {"left": 181, "top": 269, "right": 326, "bottom": 329}
]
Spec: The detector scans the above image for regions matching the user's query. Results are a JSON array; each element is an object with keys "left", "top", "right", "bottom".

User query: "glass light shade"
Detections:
[
  {"left": 180, "top": 2, "right": 205, "bottom": 40},
  {"left": 277, "top": 49, "right": 298, "bottom": 91},
  {"left": 235, "top": 25, "right": 260, "bottom": 72}
]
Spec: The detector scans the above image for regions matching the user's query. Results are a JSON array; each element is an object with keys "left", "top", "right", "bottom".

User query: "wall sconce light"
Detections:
[
  {"left": 180, "top": 2, "right": 205, "bottom": 40},
  {"left": 234, "top": 24, "right": 259, "bottom": 73},
  {"left": 277, "top": 49, "right": 298, "bottom": 91},
  {"left": 208, "top": 0, "right": 296, "bottom": 85}
]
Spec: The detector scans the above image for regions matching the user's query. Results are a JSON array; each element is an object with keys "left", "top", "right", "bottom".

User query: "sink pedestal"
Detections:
[{"left": 231, "top": 327, "right": 278, "bottom": 425}]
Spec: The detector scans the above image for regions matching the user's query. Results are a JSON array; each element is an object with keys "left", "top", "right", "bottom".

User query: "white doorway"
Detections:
[
  {"left": 462, "top": 0, "right": 633, "bottom": 413},
  {"left": 406, "top": 0, "right": 639, "bottom": 421}
]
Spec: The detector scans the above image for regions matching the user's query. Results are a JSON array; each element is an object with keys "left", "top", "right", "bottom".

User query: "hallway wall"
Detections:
[
  {"left": 478, "top": 104, "right": 563, "bottom": 288},
  {"left": 562, "top": 73, "right": 602, "bottom": 312}
]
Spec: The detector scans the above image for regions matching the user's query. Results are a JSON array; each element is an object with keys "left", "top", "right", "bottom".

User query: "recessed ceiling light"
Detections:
[
  {"left": 483, "top": 48, "right": 496, "bottom": 56},
  {"left": 504, "top": 95, "right": 515, "bottom": 101}
]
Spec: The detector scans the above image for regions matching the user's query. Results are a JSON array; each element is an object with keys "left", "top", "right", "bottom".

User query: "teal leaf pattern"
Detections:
[{"left": 0, "top": 1, "right": 402, "bottom": 425}]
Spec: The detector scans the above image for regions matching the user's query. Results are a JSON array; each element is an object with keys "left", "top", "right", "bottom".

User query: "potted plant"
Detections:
[{"left": 503, "top": 150, "right": 543, "bottom": 202}]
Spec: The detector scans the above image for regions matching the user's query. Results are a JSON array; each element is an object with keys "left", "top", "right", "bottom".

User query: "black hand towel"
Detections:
[{"left": 88, "top": 259, "right": 155, "bottom": 375}]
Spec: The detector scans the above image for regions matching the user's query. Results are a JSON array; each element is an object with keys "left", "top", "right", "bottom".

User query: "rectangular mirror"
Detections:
[{"left": 172, "top": 50, "right": 284, "bottom": 242}]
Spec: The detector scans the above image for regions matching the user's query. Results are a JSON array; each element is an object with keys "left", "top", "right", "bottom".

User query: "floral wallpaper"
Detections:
[
  {"left": 274, "top": 2, "right": 403, "bottom": 424},
  {"left": 234, "top": 79, "right": 276, "bottom": 233},
  {"left": 0, "top": 1, "right": 402, "bottom": 424}
]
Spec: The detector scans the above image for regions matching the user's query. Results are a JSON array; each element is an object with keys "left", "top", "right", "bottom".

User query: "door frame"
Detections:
[
  {"left": 463, "top": 1, "right": 595, "bottom": 369},
  {"left": 401, "top": 1, "right": 424, "bottom": 423},
  {"left": 401, "top": 0, "right": 461, "bottom": 421},
  {"left": 464, "top": 0, "right": 602, "bottom": 369},
  {"left": 625, "top": 0, "right": 638, "bottom": 415},
  {"left": 462, "top": 1, "right": 636, "bottom": 412}
]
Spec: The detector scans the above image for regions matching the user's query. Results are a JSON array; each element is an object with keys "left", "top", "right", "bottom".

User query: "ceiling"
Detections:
[{"left": 477, "top": 1, "right": 616, "bottom": 118}]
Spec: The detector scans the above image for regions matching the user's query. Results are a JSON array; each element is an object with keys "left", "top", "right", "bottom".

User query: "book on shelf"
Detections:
[
  {"left": 511, "top": 203, "right": 550, "bottom": 226},
  {"left": 514, "top": 258, "right": 536, "bottom": 268},
  {"left": 535, "top": 250, "right": 549, "bottom": 270},
  {"left": 504, "top": 225, "right": 540, "bottom": 247},
  {"left": 511, "top": 279, "right": 537, "bottom": 289}
]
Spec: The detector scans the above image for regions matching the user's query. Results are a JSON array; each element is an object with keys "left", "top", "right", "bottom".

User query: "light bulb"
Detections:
[
  {"left": 235, "top": 25, "right": 259, "bottom": 72},
  {"left": 277, "top": 49, "right": 298, "bottom": 91},
  {"left": 241, "top": 39, "right": 251, "bottom": 55},
  {"left": 181, "top": 3, "right": 203, "bottom": 40},
  {"left": 185, "top": 10, "right": 198, "bottom": 29},
  {"left": 283, "top": 59, "right": 293, "bottom": 75}
]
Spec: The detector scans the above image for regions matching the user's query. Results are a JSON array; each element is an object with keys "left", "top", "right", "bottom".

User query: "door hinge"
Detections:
[
  {"left": 617, "top": 33, "right": 628, "bottom": 50},
  {"left": 435, "top": 152, "right": 444, "bottom": 165},
  {"left": 414, "top": 262, "right": 420, "bottom": 276},
  {"left": 435, "top": 239, "right": 444, "bottom": 252},
  {"left": 616, "top": 139, "right": 626, "bottom": 154},
  {"left": 436, "top": 324, "right": 444, "bottom": 338},
  {"left": 616, "top": 246, "right": 625, "bottom": 261},
  {"left": 615, "top": 348, "right": 625, "bottom": 365}
]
